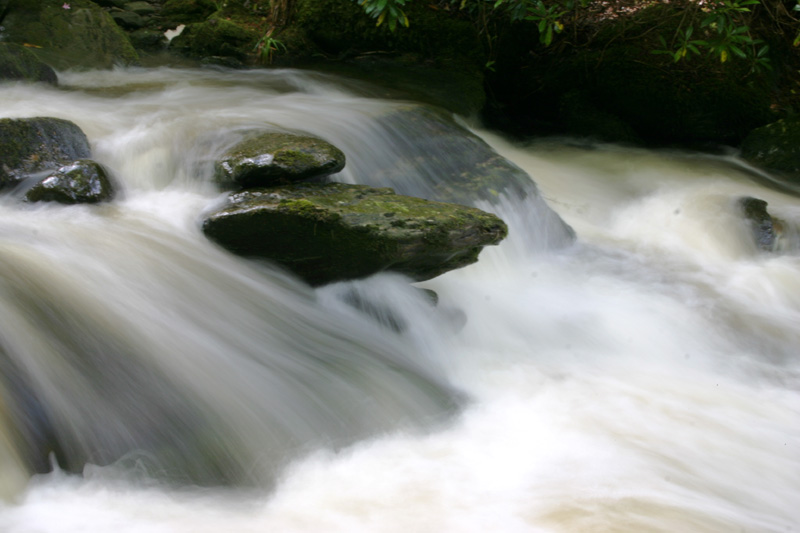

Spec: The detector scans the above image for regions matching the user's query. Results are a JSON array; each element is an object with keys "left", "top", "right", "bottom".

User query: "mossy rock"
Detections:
[
  {"left": 25, "top": 160, "right": 116, "bottom": 204},
  {"left": 215, "top": 132, "right": 346, "bottom": 189},
  {"left": 1, "top": 0, "right": 139, "bottom": 70},
  {"left": 129, "top": 28, "right": 168, "bottom": 52},
  {"left": 740, "top": 117, "right": 800, "bottom": 183},
  {"left": 159, "top": 0, "right": 216, "bottom": 28},
  {"left": 0, "top": 43, "right": 58, "bottom": 85},
  {"left": 124, "top": 1, "right": 157, "bottom": 16},
  {"left": 0, "top": 117, "right": 91, "bottom": 189},
  {"left": 202, "top": 182, "right": 508, "bottom": 286},
  {"left": 111, "top": 9, "right": 146, "bottom": 30},
  {"left": 168, "top": 16, "right": 259, "bottom": 61}
]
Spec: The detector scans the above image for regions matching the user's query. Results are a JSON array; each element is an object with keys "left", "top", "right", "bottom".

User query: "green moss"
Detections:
[
  {"left": 0, "top": 117, "right": 91, "bottom": 188},
  {"left": 3, "top": 0, "right": 139, "bottom": 70},
  {"left": 169, "top": 16, "right": 259, "bottom": 60},
  {"left": 0, "top": 43, "right": 58, "bottom": 84},
  {"left": 203, "top": 183, "right": 507, "bottom": 285},
  {"left": 273, "top": 150, "right": 317, "bottom": 168}
]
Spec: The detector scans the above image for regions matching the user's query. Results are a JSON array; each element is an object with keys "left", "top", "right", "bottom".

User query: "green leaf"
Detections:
[{"left": 730, "top": 44, "right": 746, "bottom": 58}]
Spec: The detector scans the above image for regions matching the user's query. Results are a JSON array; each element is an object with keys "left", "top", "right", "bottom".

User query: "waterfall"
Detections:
[{"left": 0, "top": 67, "right": 797, "bottom": 532}]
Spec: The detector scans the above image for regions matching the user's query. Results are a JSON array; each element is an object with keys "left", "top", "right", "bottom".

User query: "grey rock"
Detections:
[
  {"left": 0, "top": 117, "right": 91, "bottom": 190},
  {"left": 215, "top": 132, "right": 346, "bottom": 189},
  {"left": 202, "top": 182, "right": 508, "bottom": 286},
  {"left": 25, "top": 160, "right": 116, "bottom": 204}
]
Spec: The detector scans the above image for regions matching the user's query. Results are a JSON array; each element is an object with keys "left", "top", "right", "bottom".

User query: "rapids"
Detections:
[{"left": 0, "top": 67, "right": 798, "bottom": 532}]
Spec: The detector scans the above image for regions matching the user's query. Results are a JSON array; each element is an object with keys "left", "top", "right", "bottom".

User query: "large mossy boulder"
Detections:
[
  {"left": 25, "top": 160, "right": 116, "bottom": 204},
  {"left": 740, "top": 117, "right": 800, "bottom": 183},
  {"left": 168, "top": 16, "right": 259, "bottom": 61},
  {"left": 0, "top": 43, "right": 58, "bottom": 85},
  {"left": 215, "top": 132, "right": 346, "bottom": 189},
  {"left": 1, "top": 0, "right": 139, "bottom": 70},
  {"left": 202, "top": 182, "right": 508, "bottom": 286},
  {"left": 0, "top": 117, "right": 91, "bottom": 189}
]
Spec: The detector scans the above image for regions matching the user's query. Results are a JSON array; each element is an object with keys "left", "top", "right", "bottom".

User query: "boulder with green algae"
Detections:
[
  {"left": 168, "top": 16, "right": 258, "bottom": 61},
  {"left": 0, "top": 117, "right": 91, "bottom": 189},
  {"left": 25, "top": 160, "right": 116, "bottom": 204},
  {"left": 740, "top": 118, "right": 800, "bottom": 183},
  {"left": 215, "top": 133, "right": 346, "bottom": 189},
  {"left": 1, "top": 0, "right": 139, "bottom": 70},
  {"left": 202, "top": 182, "right": 508, "bottom": 286},
  {"left": 160, "top": 0, "right": 216, "bottom": 27},
  {"left": 0, "top": 43, "right": 58, "bottom": 85}
]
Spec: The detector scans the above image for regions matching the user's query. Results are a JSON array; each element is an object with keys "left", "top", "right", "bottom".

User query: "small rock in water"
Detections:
[
  {"left": 738, "top": 196, "right": 778, "bottom": 252},
  {"left": 25, "top": 160, "right": 116, "bottom": 204},
  {"left": 214, "top": 132, "right": 346, "bottom": 189}
]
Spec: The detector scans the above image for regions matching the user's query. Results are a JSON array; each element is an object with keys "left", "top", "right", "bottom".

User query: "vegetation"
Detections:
[{"left": 354, "top": 0, "right": 800, "bottom": 69}]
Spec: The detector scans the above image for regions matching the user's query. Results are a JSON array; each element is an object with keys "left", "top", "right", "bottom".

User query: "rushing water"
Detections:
[{"left": 0, "top": 67, "right": 798, "bottom": 532}]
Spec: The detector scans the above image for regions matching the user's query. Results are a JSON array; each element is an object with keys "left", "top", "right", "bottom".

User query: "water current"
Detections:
[{"left": 0, "top": 67, "right": 797, "bottom": 532}]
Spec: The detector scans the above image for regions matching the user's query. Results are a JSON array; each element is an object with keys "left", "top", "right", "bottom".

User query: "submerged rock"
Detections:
[
  {"left": 740, "top": 118, "right": 800, "bottom": 184},
  {"left": 0, "top": 43, "right": 58, "bottom": 86},
  {"left": 215, "top": 132, "right": 346, "bottom": 189},
  {"left": 25, "top": 160, "right": 116, "bottom": 204},
  {"left": 202, "top": 182, "right": 508, "bottom": 286},
  {"left": 344, "top": 104, "right": 575, "bottom": 249},
  {"left": 361, "top": 105, "right": 533, "bottom": 206},
  {"left": 0, "top": 117, "right": 91, "bottom": 190}
]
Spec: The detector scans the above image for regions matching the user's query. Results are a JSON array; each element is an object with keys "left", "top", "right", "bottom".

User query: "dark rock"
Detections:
[
  {"left": 215, "top": 132, "right": 346, "bottom": 189},
  {"left": 202, "top": 182, "right": 508, "bottom": 286},
  {"left": 740, "top": 118, "right": 800, "bottom": 183},
  {"left": 738, "top": 196, "right": 776, "bottom": 251},
  {"left": 1, "top": 0, "right": 139, "bottom": 70},
  {"left": 124, "top": 1, "right": 157, "bottom": 16},
  {"left": 129, "top": 28, "right": 168, "bottom": 52},
  {"left": 168, "top": 16, "right": 258, "bottom": 61},
  {"left": 0, "top": 43, "right": 58, "bottom": 85},
  {"left": 160, "top": 0, "right": 216, "bottom": 26},
  {"left": 0, "top": 117, "right": 91, "bottom": 190},
  {"left": 25, "top": 160, "right": 116, "bottom": 204},
  {"left": 111, "top": 9, "right": 146, "bottom": 30},
  {"left": 93, "top": 0, "right": 128, "bottom": 8},
  {"left": 199, "top": 55, "right": 246, "bottom": 69}
]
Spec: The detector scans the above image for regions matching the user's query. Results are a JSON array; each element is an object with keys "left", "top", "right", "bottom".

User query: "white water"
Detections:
[{"left": 0, "top": 67, "right": 798, "bottom": 532}]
